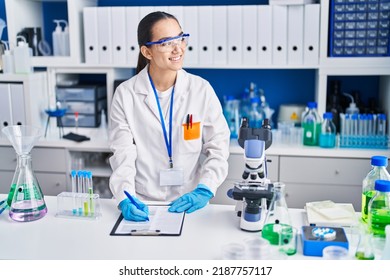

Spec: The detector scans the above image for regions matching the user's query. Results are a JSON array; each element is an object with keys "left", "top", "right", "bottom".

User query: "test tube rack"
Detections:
[{"left": 56, "top": 191, "right": 101, "bottom": 220}]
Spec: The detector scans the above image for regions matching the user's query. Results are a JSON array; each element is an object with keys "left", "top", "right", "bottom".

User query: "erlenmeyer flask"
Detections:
[
  {"left": 355, "top": 221, "right": 375, "bottom": 260},
  {"left": 2, "top": 125, "right": 47, "bottom": 222},
  {"left": 261, "top": 182, "right": 296, "bottom": 255}
]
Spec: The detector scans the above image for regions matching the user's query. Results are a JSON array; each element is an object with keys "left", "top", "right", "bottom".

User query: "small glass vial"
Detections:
[
  {"left": 319, "top": 112, "right": 336, "bottom": 148},
  {"left": 368, "top": 180, "right": 390, "bottom": 238}
]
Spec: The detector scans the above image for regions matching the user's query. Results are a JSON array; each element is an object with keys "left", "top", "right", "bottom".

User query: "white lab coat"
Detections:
[{"left": 109, "top": 66, "right": 230, "bottom": 204}]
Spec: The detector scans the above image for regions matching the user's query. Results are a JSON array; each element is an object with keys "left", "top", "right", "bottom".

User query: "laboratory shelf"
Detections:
[{"left": 229, "top": 141, "right": 390, "bottom": 159}]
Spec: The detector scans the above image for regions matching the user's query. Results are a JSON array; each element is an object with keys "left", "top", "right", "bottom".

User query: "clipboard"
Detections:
[{"left": 110, "top": 205, "right": 185, "bottom": 236}]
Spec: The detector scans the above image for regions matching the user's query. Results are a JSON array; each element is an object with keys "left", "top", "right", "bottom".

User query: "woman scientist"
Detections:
[{"left": 109, "top": 11, "right": 230, "bottom": 221}]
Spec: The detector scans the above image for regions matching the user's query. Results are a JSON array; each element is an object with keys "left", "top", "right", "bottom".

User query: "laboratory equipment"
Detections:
[
  {"left": 223, "top": 95, "right": 240, "bottom": 138},
  {"left": 302, "top": 101, "right": 321, "bottom": 146},
  {"left": 355, "top": 221, "right": 375, "bottom": 260},
  {"left": 319, "top": 112, "right": 336, "bottom": 148},
  {"left": 326, "top": 80, "right": 343, "bottom": 133},
  {"left": 228, "top": 117, "right": 274, "bottom": 232},
  {"left": 343, "top": 92, "right": 360, "bottom": 115},
  {"left": 56, "top": 169, "right": 101, "bottom": 220},
  {"left": 1, "top": 41, "right": 14, "bottom": 74},
  {"left": 261, "top": 182, "right": 297, "bottom": 255},
  {"left": 221, "top": 242, "right": 246, "bottom": 260},
  {"left": 361, "top": 156, "right": 390, "bottom": 222},
  {"left": 2, "top": 125, "right": 47, "bottom": 222},
  {"left": 382, "top": 225, "right": 390, "bottom": 260},
  {"left": 56, "top": 84, "right": 107, "bottom": 128},
  {"left": 368, "top": 180, "right": 390, "bottom": 238},
  {"left": 322, "top": 245, "right": 349, "bottom": 260},
  {"left": 301, "top": 226, "right": 349, "bottom": 257},
  {"left": 13, "top": 35, "right": 32, "bottom": 74},
  {"left": 249, "top": 97, "right": 265, "bottom": 128}
]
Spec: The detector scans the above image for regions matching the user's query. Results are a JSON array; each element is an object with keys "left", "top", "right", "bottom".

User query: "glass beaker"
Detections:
[
  {"left": 2, "top": 125, "right": 47, "bottom": 222},
  {"left": 261, "top": 182, "right": 295, "bottom": 255}
]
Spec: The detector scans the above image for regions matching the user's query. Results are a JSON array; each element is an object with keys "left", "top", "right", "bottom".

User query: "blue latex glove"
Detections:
[
  {"left": 168, "top": 184, "right": 214, "bottom": 214},
  {"left": 119, "top": 197, "right": 149, "bottom": 221}
]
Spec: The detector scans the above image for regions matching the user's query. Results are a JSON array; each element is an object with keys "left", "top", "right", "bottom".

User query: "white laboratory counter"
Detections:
[{"left": 0, "top": 195, "right": 362, "bottom": 260}]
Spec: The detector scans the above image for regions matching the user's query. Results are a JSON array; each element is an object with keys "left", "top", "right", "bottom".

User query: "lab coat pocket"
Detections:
[
  {"left": 180, "top": 114, "right": 202, "bottom": 154},
  {"left": 182, "top": 121, "right": 201, "bottom": 140}
]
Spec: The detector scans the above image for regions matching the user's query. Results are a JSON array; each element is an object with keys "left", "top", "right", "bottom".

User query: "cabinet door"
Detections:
[
  {"left": 280, "top": 156, "right": 367, "bottom": 185},
  {"left": 0, "top": 170, "right": 13, "bottom": 194},
  {"left": 284, "top": 182, "right": 361, "bottom": 210},
  {"left": 0, "top": 147, "right": 17, "bottom": 170},
  {"left": 32, "top": 148, "right": 67, "bottom": 173},
  {"left": 0, "top": 171, "right": 66, "bottom": 196},
  {"left": 35, "top": 172, "right": 67, "bottom": 196}
]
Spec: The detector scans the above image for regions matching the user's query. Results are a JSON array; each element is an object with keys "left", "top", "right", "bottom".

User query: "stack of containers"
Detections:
[{"left": 329, "top": 0, "right": 390, "bottom": 57}]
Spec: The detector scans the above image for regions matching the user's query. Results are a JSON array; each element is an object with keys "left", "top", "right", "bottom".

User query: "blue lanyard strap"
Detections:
[{"left": 148, "top": 72, "right": 175, "bottom": 168}]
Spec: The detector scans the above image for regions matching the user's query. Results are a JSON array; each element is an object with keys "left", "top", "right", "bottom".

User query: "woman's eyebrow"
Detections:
[{"left": 156, "top": 32, "right": 184, "bottom": 41}]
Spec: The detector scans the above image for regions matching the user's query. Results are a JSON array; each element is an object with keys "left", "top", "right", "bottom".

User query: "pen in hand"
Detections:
[{"left": 124, "top": 190, "right": 149, "bottom": 221}]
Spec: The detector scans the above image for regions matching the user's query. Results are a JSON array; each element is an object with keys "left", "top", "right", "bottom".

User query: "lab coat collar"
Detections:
[{"left": 135, "top": 65, "right": 186, "bottom": 123}]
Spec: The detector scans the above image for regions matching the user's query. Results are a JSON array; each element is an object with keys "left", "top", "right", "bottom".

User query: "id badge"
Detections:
[{"left": 160, "top": 168, "right": 184, "bottom": 187}]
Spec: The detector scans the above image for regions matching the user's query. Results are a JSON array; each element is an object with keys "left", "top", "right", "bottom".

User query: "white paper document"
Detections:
[{"left": 110, "top": 206, "right": 185, "bottom": 236}]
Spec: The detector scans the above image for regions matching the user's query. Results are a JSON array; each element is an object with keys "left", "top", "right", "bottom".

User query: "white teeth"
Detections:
[{"left": 170, "top": 56, "right": 181, "bottom": 61}]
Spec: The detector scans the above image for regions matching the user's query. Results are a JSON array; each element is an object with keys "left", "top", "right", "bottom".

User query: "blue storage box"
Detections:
[{"left": 329, "top": 0, "right": 390, "bottom": 57}]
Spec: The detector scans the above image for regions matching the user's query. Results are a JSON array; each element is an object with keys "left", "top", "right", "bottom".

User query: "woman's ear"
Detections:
[{"left": 140, "top": 45, "right": 152, "bottom": 60}]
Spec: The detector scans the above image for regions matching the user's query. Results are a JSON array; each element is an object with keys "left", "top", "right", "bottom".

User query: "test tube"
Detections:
[
  {"left": 87, "top": 171, "right": 94, "bottom": 216},
  {"left": 377, "top": 114, "right": 387, "bottom": 136},
  {"left": 71, "top": 170, "right": 77, "bottom": 215},
  {"left": 367, "top": 114, "right": 374, "bottom": 135},
  {"left": 77, "top": 170, "right": 83, "bottom": 215}
]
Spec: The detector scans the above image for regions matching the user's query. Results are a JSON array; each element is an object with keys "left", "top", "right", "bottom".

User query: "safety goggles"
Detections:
[{"left": 145, "top": 34, "right": 190, "bottom": 52}]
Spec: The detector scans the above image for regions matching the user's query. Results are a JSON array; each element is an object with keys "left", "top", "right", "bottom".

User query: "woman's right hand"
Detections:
[{"left": 119, "top": 198, "right": 149, "bottom": 221}]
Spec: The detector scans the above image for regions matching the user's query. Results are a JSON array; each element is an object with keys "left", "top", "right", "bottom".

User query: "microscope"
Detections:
[{"left": 228, "top": 117, "right": 274, "bottom": 232}]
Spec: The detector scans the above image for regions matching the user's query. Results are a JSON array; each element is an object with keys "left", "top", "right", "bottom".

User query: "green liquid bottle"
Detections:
[
  {"left": 368, "top": 180, "right": 390, "bottom": 238},
  {"left": 361, "top": 156, "right": 390, "bottom": 223},
  {"left": 302, "top": 102, "right": 321, "bottom": 146}
]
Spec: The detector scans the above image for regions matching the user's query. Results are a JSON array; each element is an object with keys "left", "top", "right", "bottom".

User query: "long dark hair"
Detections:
[{"left": 136, "top": 11, "right": 179, "bottom": 74}]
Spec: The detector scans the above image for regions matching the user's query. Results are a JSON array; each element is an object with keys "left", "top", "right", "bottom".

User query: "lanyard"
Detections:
[{"left": 148, "top": 72, "right": 175, "bottom": 168}]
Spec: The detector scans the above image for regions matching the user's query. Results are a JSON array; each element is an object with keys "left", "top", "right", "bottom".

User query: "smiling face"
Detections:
[{"left": 141, "top": 18, "right": 185, "bottom": 75}]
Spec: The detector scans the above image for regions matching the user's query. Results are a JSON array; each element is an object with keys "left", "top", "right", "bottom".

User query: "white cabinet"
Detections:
[
  {"left": 279, "top": 156, "right": 370, "bottom": 210},
  {"left": 5, "top": 0, "right": 98, "bottom": 67},
  {"left": 0, "top": 146, "right": 67, "bottom": 196}
]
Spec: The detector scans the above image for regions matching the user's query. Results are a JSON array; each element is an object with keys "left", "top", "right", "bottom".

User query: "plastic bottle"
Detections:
[
  {"left": 13, "top": 35, "right": 32, "bottom": 73},
  {"left": 319, "top": 112, "right": 336, "bottom": 148},
  {"left": 223, "top": 95, "right": 239, "bottom": 138},
  {"left": 343, "top": 92, "right": 360, "bottom": 115},
  {"left": 239, "top": 91, "right": 251, "bottom": 120},
  {"left": 52, "top": 20, "right": 63, "bottom": 56},
  {"left": 249, "top": 97, "right": 264, "bottom": 128},
  {"left": 302, "top": 101, "right": 321, "bottom": 146},
  {"left": 61, "top": 20, "right": 70, "bottom": 56},
  {"left": 367, "top": 180, "right": 390, "bottom": 238},
  {"left": 1, "top": 41, "right": 14, "bottom": 73},
  {"left": 361, "top": 156, "right": 390, "bottom": 222}
]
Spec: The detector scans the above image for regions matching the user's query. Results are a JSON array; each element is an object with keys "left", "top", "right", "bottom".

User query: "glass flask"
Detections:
[
  {"left": 2, "top": 125, "right": 47, "bottom": 222},
  {"left": 355, "top": 221, "right": 375, "bottom": 260},
  {"left": 261, "top": 182, "right": 296, "bottom": 255}
]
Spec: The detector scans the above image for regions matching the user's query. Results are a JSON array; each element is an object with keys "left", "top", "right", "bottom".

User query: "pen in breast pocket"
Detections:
[
  {"left": 186, "top": 114, "right": 190, "bottom": 130},
  {"left": 190, "top": 114, "right": 193, "bottom": 128}
]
